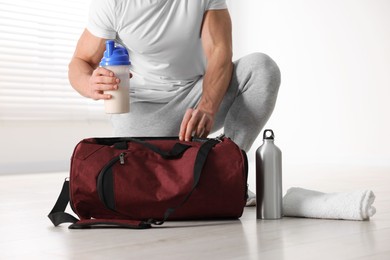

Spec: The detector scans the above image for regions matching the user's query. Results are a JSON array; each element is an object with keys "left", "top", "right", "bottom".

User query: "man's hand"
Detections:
[
  {"left": 88, "top": 67, "right": 120, "bottom": 100},
  {"left": 87, "top": 67, "right": 133, "bottom": 100},
  {"left": 69, "top": 29, "right": 132, "bottom": 100},
  {"left": 179, "top": 108, "right": 215, "bottom": 141}
]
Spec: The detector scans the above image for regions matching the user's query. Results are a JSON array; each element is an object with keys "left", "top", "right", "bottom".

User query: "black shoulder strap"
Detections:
[
  {"left": 47, "top": 180, "right": 79, "bottom": 226},
  {"left": 147, "top": 138, "right": 220, "bottom": 225},
  {"left": 47, "top": 180, "right": 151, "bottom": 229}
]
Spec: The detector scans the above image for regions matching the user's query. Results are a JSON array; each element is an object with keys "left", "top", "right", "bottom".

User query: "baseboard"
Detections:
[{"left": 0, "top": 160, "right": 69, "bottom": 175}]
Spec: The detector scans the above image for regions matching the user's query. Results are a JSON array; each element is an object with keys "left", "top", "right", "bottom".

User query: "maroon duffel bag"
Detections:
[{"left": 48, "top": 135, "right": 248, "bottom": 229}]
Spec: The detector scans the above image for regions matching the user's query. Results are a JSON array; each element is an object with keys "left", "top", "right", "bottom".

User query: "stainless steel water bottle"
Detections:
[{"left": 256, "top": 129, "right": 282, "bottom": 219}]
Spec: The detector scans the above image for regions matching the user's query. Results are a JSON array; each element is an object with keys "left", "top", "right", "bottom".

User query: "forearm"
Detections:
[
  {"left": 177, "top": 9, "right": 233, "bottom": 140},
  {"left": 68, "top": 57, "right": 95, "bottom": 98},
  {"left": 198, "top": 48, "right": 233, "bottom": 116}
]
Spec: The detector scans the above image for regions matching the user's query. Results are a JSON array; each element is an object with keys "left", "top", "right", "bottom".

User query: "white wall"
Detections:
[
  {"left": 0, "top": 120, "right": 112, "bottom": 174},
  {"left": 227, "top": 0, "right": 390, "bottom": 170}
]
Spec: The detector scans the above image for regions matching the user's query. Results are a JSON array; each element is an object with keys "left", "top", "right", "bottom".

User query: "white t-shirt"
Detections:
[{"left": 87, "top": 0, "right": 227, "bottom": 103}]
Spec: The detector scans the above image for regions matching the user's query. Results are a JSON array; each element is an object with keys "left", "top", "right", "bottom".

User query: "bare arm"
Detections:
[
  {"left": 68, "top": 29, "right": 119, "bottom": 100},
  {"left": 179, "top": 9, "right": 233, "bottom": 141}
]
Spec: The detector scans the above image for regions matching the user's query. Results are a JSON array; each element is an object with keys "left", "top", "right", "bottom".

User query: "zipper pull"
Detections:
[
  {"left": 119, "top": 153, "right": 125, "bottom": 165},
  {"left": 215, "top": 133, "right": 225, "bottom": 142}
]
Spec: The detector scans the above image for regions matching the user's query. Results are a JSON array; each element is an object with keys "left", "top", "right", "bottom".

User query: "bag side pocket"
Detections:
[{"left": 97, "top": 153, "right": 125, "bottom": 211}]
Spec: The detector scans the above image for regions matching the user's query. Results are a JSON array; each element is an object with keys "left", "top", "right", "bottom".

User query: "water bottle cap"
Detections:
[
  {"left": 99, "top": 40, "right": 131, "bottom": 66},
  {"left": 263, "top": 129, "right": 275, "bottom": 140}
]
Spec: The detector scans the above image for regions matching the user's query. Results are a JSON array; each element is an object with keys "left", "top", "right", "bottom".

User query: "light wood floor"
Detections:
[{"left": 1, "top": 165, "right": 389, "bottom": 259}]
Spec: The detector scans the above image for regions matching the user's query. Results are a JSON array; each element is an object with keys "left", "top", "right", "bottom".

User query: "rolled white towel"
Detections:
[{"left": 283, "top": 187, "right": 376, "bottom": 220}]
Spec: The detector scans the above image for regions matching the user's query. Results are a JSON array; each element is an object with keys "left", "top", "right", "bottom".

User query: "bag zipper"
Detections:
[
  {"left": 97, "top": 152, "right": 126, "bottom": 211},
  {"left": 94, "top": 136, "right": 214, "bottom": 146},
  {"left": 119, "top": 152, "right": 125, "bottom": 165},
  {"left": 214, "top": 133, "right": 225, "bottom": 142}
]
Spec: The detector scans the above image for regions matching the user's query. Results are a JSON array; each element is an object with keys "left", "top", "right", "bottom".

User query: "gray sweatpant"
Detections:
[{"left": 111, "top": 53, "right": 281, "bottom": 152}]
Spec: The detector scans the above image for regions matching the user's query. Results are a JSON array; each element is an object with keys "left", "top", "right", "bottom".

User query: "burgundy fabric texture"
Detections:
[{"left": 69, "top": 137, "right": 248, "bottom": 223}]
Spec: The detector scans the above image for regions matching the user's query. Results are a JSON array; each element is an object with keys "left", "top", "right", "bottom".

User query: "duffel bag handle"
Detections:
[
  {"left": 146, "top": 137, "right": 220, "bottom": 225},
  {"left": 69, "top": 219, "right": 151, "bottom": 229},
  {"left": 113, "top": 139, "right": 191, "bottom": 159}
]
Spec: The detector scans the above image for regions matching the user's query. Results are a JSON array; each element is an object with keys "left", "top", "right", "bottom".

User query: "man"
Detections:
[{"left": 69, "top": 0, "right": 280, "bottom": 153}]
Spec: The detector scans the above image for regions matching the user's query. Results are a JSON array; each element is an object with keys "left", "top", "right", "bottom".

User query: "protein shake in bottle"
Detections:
[{"left": 99, "top": 40, "right": 131, "bottom": 114}]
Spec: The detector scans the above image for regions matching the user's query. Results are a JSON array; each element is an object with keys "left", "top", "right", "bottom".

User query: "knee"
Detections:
[{"left": 240, "top": 52, "right": 281, "bottom": 92}]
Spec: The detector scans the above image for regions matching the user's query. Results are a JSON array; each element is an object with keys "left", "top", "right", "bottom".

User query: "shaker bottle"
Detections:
[
  {"left": 256, "top": 129, "right": 283, "bottom": 219},
  {"left": 99, "top": 40, "right": 131, "bottom": 114}
]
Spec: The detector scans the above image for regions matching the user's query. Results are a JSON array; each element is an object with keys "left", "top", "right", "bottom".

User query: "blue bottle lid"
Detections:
[{"left": 99, "top": 40, "right": 131, "bottom": 66}]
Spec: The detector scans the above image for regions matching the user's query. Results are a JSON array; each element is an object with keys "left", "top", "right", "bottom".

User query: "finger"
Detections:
[
  {"left": 95, "top": 75, "right": 120, "bottom": 85},
  {"left": 91, "top": 91, "right": 112, "bottom": 101},
  {"left": 195, "top": 114, "right": 208, "bottom": 137},
  {"left": 200, "top": 115, "right": 213, "bottom": 138},
  {"left": 185, "top": 110, "right": 201, "bottom": 141},
  {"left": 203, "top": 120, "right": 212, "bottom": 138},
  {"left": 179, "top": 108, "right": 193, "bottom": 141},
  {"left": 95, "top": 83, "right": 119, "bottom": 92},
  {"left": 94, "top": 67, "right": 115, "bottom": 77}
]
